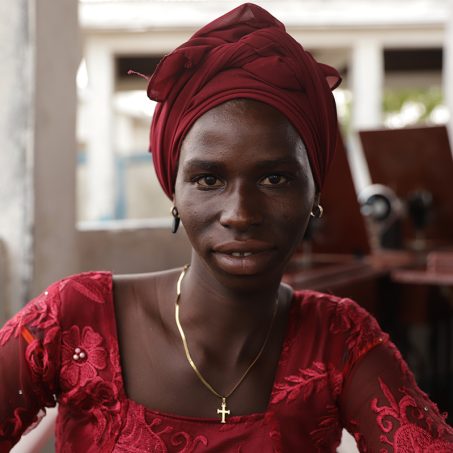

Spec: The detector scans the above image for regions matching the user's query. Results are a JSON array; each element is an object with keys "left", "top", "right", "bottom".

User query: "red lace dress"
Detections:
[{"left": 0, "top": 272, "right": 452, "bottom": 452}]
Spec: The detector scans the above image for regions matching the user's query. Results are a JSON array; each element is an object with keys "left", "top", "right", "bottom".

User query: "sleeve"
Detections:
[
  {"left": 334, "top": 299, "right": 453, "bottom": 452},
  {"left": 0, "top": 281, "right": 61, "bottom": 451}
]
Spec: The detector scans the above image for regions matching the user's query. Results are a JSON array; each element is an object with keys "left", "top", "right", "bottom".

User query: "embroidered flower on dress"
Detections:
[
  {"left": 371, "top": 378, "right": 453, "bottom": 452},
  {"left": 61, "top": 325, "right": 107, "bottom": 388}
]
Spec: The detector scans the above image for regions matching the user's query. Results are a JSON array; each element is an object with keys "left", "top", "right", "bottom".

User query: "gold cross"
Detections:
[{"left": 217, "top": 398, "right": 230, "bottom": 423}]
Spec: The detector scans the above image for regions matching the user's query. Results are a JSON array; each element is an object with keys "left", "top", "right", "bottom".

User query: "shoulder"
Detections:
[
  {"left": 290, "top": 290, "right": 387, "bottom": 370},
  {"left": 42, "top": 271, "right": 114, "bottom": 331},
  {"left": 112, "top": 267, "right": 182, "bottom": 319},
  {"left": 292, "top": 289, "right": 372, "bottom": 318},
  {"left": 58, "top": 271, "right": 112, "bottom": 302},
  {"left": 0, "top": 271, "right": 111, "bottom": 346},
  {"left": 112, "top": 268, "right": 178, "bottom": 294},
  {"left": 291, "top": 289, "right": 384, "bottom": 339},
  {"left": 291, "top": 289, "right": 348, "bottom": 320}
]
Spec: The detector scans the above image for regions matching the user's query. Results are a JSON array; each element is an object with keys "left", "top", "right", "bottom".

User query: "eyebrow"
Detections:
[
  {"left": 183, "top": 157, "right": 300, "bottom": 171},
  {"left": 182, "top": 159, "right": 225, "bottom": 171}
]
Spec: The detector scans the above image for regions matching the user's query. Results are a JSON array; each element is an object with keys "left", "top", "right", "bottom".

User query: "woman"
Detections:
[{"left": 1, "top": 3, "right": 452, "bottom": 452}]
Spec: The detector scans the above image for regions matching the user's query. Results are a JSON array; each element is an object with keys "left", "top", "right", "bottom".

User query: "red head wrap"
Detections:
[{"left": 147, "top": 3, "right": 341, "bottom": 199}]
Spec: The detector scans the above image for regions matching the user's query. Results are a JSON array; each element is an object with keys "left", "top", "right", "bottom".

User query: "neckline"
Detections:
[{"left": 107, "top": 271, "right": 299, "bottom": 423}]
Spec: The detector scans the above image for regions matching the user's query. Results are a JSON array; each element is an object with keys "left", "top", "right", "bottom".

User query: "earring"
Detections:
[
  {"left": 171, "top": 206, "right": 180, "bottom": 233},
  {"left": 310, "top": 204, "right": 324, "bottom": 219}
]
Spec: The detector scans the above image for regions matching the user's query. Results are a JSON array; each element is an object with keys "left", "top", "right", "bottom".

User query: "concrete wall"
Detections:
[
  {"left": 0, "top": 0, "right": 194, "bottom": 320},
  {"left": 0, "top": 0, "right": 33, "bottom": 321},
  {"left": 30, "top": 0, "right": 80, "bottom": 297},
  {"left": 78, "top": 223, "right": 192, "bottom": 274},
  {"left": 0, "top": 0, "right": 81, "bottom": 314},
  {"left": 29, "top": 0, "right": 193, "bottom": 295}
]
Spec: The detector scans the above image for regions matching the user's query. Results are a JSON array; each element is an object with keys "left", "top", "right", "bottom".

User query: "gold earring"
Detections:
[{"left": 310, "top": 205, "right": 324, "bottom": 219}]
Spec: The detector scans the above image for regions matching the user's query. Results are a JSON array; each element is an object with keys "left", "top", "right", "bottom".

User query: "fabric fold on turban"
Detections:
[{"left": 147, "top": 2, "right": 341, "bottom": 199}]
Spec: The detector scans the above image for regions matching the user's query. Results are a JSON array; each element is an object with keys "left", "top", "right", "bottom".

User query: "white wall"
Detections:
[
  {"left": 30, "top": 0, "right": 80, "bottom": 297},
  {"left": 0, "top": 0, "right": 33, "bottom": 320}
]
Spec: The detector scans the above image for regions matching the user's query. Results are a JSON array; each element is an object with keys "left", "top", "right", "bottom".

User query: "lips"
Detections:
[
  {"left": 212, "top": 241, "right": 275, "bottom": 275},
  {"left": 213, "top": 240, "right": 274, "bottom": 255}
]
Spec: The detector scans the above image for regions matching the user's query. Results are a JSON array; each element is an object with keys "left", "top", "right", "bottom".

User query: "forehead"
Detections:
[{"left": 179, "top": 99, "right": 307, "bottom": 164}]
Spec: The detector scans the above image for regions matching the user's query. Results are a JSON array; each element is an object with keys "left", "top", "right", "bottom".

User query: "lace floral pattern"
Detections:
[
  {"left": 0, "top": 288, "right": 59, "bottom": 347},
  {"left": 56, "top": 273, "right": 125, "bottom": 450},
  {"left": 114, "top": 402, "right": 208, "bottom": 453},
  {"left": 330, "top": 297, "right": 388, "bottom": 372},
  {"left": 1, "top": 275, "right": 452, "bottom": 452},
  {"left": 371, "top": 378, "right": 453, "bottom": 452},
  {"left": 271, "top": 362, "right": 328, "bottom": 404},
  {"left": 310, "top": 404, "right": 342, "bottom": 449},
  {"left": 0, "top": 284, "right": 61, "bottom": 444},
  {"left": 61, "top": 325, "right": 108, "bottom": 388}
]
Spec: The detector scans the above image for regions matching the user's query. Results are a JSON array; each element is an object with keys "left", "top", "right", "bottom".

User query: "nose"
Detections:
[{"left": 219, "top": 183, "right": 263, "bottom": 231}]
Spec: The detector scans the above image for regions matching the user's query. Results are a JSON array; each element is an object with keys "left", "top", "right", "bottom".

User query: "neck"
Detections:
[
  {"left": 174, "top": 259, "right": 285, "bottom": 366},
  {"left": 185, "top": 258, "right": 281, "bottom": 318}
]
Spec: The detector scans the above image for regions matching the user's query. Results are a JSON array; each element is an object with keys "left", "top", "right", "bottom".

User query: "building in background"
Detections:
[
  {"left": 1, "top": 0, "right": 453, "bottom": 331},
  {"left": 77, "top": 0, "right": 452, "bottom": 223}
]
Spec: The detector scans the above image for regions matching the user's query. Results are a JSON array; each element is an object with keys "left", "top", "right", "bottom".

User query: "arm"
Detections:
[
  {"left": 336, "top": 304, "right": 453, "bottom": 451},
  {"left": 0, "top": 284, "right": 60, "bottom": 451}
]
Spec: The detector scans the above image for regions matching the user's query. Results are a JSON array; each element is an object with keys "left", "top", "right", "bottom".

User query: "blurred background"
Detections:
[{"left": 1, "top": 0, "right": 453, "bottom": 451}]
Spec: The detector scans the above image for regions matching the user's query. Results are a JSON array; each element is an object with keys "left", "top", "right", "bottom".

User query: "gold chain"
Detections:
[{"left": 174, "top": 265, "right": 279, "bottom": 423}]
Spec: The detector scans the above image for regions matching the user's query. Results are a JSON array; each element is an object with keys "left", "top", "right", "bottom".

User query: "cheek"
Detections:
[
  {"left": 178, "top": 202, "right": 203, "bottom": 228},
  {"left": 278, "top": 190, "right": 314, "bottom": 234},
  {"left": 174, "top": 176, "right": 216, "bottom": 237},
  {"left": 176, "top": 194, "right": 216, "bottom": 240},
  {"left": 282, "top": 184, "right": 315, "bottom": 216},
  {"left": 280, "top": 208, "right": 310, "bottom": 239}
]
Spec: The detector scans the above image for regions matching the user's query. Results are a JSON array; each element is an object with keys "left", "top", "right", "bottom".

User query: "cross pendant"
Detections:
[{"left": 217, "top": 397, "right": 230, "bottom": 423}]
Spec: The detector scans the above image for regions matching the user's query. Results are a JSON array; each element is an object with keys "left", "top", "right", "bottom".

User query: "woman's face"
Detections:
[{"left": 174, "top": 99, "right": 317, "bottom": 283}]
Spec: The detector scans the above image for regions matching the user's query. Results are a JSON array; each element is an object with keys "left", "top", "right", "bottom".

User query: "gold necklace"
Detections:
[{"left": 174, "top": 265, "right": 279, "bottom": 423}]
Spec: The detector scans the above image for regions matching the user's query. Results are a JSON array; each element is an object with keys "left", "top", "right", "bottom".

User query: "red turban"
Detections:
[{"left": 147, "top": 3, "right": 341, "bottom": 199}]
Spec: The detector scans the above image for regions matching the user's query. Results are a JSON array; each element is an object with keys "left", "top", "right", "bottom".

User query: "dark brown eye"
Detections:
[
  {"left": 260, "top": 174, "right": 288, "bottom": 186},
  {"left": 195, "top": 175, "right": 222, "bottom": 187}
]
